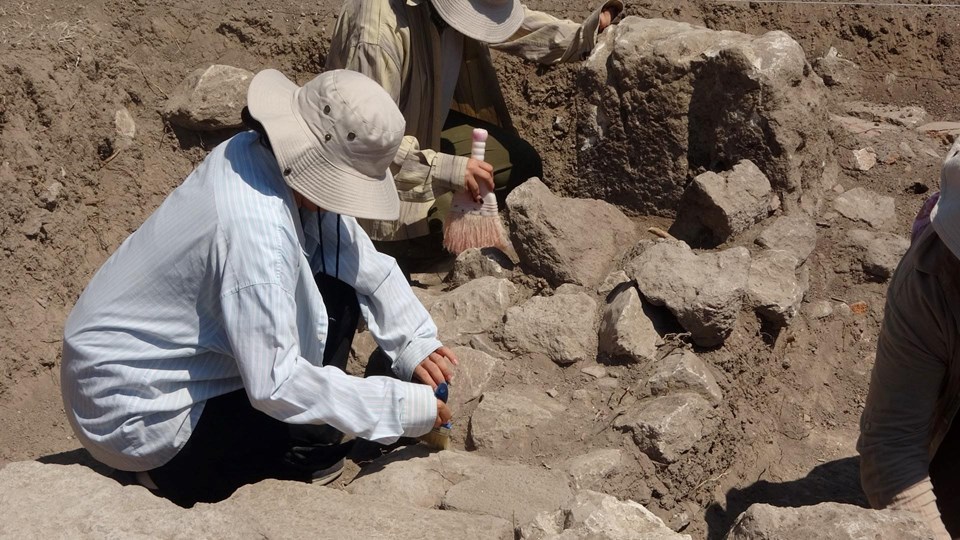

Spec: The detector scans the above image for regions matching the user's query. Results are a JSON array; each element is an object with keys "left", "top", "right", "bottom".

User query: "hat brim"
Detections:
[
  {"left": 431, "top": 0, "right": 524, "bottom": 44},
  {"left": 247, "top": 69, "right": 400, "bottom": 222}
]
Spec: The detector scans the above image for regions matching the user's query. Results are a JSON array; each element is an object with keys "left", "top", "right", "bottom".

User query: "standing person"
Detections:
[
  {"left": 326, "top": 0, "right": 623, "bottom": 270},
  {"left": 61, "top": 69, "right": 457, "bottom": 507},
  {"left": 858, "top": 141, "right": 960, "bottom": 539}
]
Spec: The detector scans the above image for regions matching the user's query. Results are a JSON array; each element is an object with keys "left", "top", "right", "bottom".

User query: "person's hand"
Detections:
[
  {"left": 434, "top": 399, "right": 452, "bottom": 428},
  {"left": 464, "top": 158, "right": 495, "bottom": 203},
  {"left": 599, "top": 6, "right": 621, "bottom": 33},
  {"left": 414, "top": 346, "right": 460, "bottom": 390}
]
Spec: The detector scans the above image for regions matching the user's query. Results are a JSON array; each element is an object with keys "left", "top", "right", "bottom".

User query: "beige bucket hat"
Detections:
[
  {"left": 430, "top": 0, "right": 523, "bottom": 43},
  {"left": 247, "top": 69, "right": 403, "bottom": 221},
  {"left": 932, "top": 140, "right": 960, "bottom": 258}
]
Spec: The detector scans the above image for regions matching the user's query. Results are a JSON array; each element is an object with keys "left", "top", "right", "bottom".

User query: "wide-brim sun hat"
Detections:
[
  {"left": 931, "top": 140, "right": 960, "bottom": 258},
  {"left": 247, "top": 69, "right": 404, "bottom": 221},
  {"left": 430, "top": 0, "right": 523, "bottom": 44}
]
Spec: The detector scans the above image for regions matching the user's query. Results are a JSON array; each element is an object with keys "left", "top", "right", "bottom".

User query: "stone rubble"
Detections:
[{"left": 162, "top": 64, "right": 253, "bottom": 131}]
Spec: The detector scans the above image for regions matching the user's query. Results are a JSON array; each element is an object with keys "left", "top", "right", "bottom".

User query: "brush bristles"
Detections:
[
  {"left": 442, "top": 213, "right": 508, "bottom": 255},
  {"left": 419, "top": 425, "right": 451, "bottom": 450}
]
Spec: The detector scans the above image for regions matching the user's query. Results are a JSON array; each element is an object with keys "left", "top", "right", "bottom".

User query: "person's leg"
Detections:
[
  {"left": 439, "top": 109, "right": 543, "bottom": 209},
  {"left": 146, "top": 390, "right": 290, "bottom": 507},
  {"left": 930, "top": 419, "right": 960, "bottom": 536}
]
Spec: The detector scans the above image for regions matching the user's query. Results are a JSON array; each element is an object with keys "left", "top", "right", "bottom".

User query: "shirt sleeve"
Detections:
[
  {"left": 857, "top": 268, "right": 950, "bottom": 535},
  {"left": 490, "top": 1, "right": 624, "bottom": 65},
  {"left": 314, "top": 213, "right": 444, "bottom": 382},
  {"left": 329, "top": 40, "right": 466, "bottom": 202},
  {"left": 220, "top": 282, "right": 437, "bottom": 440}
]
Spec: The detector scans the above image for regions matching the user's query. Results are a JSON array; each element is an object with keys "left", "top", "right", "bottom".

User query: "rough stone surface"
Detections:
[
  {"left": 599, "top": 285, "right": 660, "bottom": 364},
  {"left": 426, "top": 277, "right": 517, "bottom": 342},
  {"left": 833, "top": 187, "right": 896, "bottom": 230},
  {"left": 448, "top": 247, "right": 514, "bottom": 287},
  {"left": 726, "top": 502, "right": 934, "bottom": 540},
  {"left": 520, "top": 490, "right": 691, "bottom": 540},
  {"left": 614, "top": 393, "right": 718, "bottom": 463},
  {"left": 755, "top": 213, "right": 818, "bottom": 266},
  {"left": 804, "top": 300, "right": 834, "bottom": 320},
  {"left": 851, "top": 147, "right": 878, "bottom": 172},
  {"left": 469, "top": 389, "right": 565, "bottom": 453},
  {"left": 348, "top": 448, "right": 570, "bottom": 527},
  {"left": 649, "top": 349, "right": 723, "bottom": 405},
  {"left": 577, "top": 18, "right": 829, "bottom": 216},
  {"left": 842, "top": 101, "right": 927, "bottom": 128},
  {"left": 627, "top": 241, "right": 750, "bottom": 347},
  {"left": 846, "top": 229, "right": 910, "bottom": 280},
  {"left": 564, "top": 449, "right": 624, "bottom": 490},
  {"left": 162, "top": 65, "right": 253, "bottom": 130},
  {"left": 746, "top": 250, "right": 807, "bottom": 327},
  {"left": 598, "top": 270, "right": 631, "bottom": 297},
  {"left": 448, "top": 346, "right": 500, "bottom": 411},
  {"left": 506, "top": 178, "right": 636, "bottom": 287},
  {"left": 1, "top": 461, "right": 513, "bottom": 539},
  {"left": 812, "top": 47, "right": 862, "bottom": 95},
  {"left": 114, "top": 107, "right": 137, "bottom": 140},
  {"left": 671, "top": 160, "right": 776, "bottom": 247},
  {"left": 501, "top": 292, "right": 599, "bottom": 365}
]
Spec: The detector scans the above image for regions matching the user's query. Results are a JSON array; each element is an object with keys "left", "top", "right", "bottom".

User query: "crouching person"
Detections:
[{"left": 61, "top": 69, "right": 457, "bottom": 507}]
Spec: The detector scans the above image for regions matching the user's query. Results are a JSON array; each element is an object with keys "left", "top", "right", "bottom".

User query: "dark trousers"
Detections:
[
  {"left": 931, "top": 418, "right": 960, "bottom": 536},
  {"left": 147, "top": 272, "right": 361, "bottom": 507}
]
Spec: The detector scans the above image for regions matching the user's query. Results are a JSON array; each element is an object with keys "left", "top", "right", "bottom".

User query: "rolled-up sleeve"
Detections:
[
  {"left": 491, "top": 1, "right": 624, "bottom": 64},
  {"left": 221, "top": 282, "right": 437, "bottom": 440}
]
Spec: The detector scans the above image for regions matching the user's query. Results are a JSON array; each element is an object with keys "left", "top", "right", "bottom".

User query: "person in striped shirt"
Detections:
[{"left": 61, "top": 69, "right": 456, "bottom": 507}]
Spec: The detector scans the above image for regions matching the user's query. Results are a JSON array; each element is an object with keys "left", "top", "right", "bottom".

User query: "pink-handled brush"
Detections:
[{"left": 442, "top": 129, "right": 509, "bottom": 255}]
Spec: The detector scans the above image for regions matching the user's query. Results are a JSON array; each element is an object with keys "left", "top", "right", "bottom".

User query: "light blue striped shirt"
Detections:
[{"left": 61, "top": 132, "right": 440, "bottom": 472}]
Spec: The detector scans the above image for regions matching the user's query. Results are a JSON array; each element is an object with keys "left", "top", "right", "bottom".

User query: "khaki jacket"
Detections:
[
  {"left": 858, "top": 226, "right": 960, "bottom": 539},
  {"left": 326, "top": 0, "right": 621, "bottom": 241}
]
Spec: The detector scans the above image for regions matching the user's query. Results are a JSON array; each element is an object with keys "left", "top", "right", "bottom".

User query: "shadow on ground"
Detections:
[
  {"left": 706, "top": 456, "right": 868, "bottom": 539},
  {"left": 37, "top": 448, "right": 120, "bottom": 481}
]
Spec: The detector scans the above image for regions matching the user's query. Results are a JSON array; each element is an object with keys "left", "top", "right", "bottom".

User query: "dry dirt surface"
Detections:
[{"left": 0, "top": 0, "right": 957, "bottom": 538}]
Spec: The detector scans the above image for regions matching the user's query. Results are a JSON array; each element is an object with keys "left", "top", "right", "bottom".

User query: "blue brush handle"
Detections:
[
  {"left": 435, "top": 382, "right": 452, "bottom": 428},
  {"left": 435, "top": 382, "right": 449, "bottom": 403}
]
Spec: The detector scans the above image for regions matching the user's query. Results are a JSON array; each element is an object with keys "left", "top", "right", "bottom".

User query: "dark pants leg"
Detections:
[
  {"left": 931, "top": 419, "right": 960, "bottom": 536},
  {"left": 374, "top": 110, "right": 542, "bottom": 273},
  {"left": 146, "top": 273, "right": 361, "bottom": 507}
]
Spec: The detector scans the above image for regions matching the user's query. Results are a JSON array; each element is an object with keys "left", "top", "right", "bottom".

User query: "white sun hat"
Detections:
[
  {"left": 430, "top": 0, "right": 523, "bottom": 43},
  {"left": 247, "top": 69, "right": 403, "bottom": 221},
  {"left": 931, "top": 140, "right": 960, "bottom": 258}
]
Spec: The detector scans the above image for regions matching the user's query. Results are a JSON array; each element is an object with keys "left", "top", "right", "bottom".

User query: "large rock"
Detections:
[
  {"left": 746, "top": 250, "right": 807, "bottom": 327},
  {"left": 449, "top": 346, "right": 500, "bottom": 411},
  {"left": 448, "top": 247, "right": 514, "bottom": 287},
  {"left": 0, "top": 461, "right": 513, "bottom": 539},
  {"left": 426, "top": 277, "right": 517, "bottom": 341},
  {"left": 162, "top": 65, "right": 253, "bottom": 131},
  {"left": 576, "top": 18, "right": 829, "bottom": 215},
  {"left": 614, "top": 393, "right": 718, "bottom": 463},
  {"left": 845, "top": 229, "right": 910, "bottom": 280},
  {"left": 501, "top": 292, "right": 599, "bottom": 365},
  {"left": 755, "top": 213, "right": 818, "bottom": 265},
  {"left": 599, "top": 286, "right": 660, "bottom": 364},
  {"left": 350, "top": 448, "right": 572, "bottom": 525},
  {"left": 726, "top": 502, "right": 934, "bottom": 540},
  {"left": 468, "top": 389, "right": 565, "bottom": 453},
  {"left": 521, "top": 490, "right": 691, "bottom": 540},
  {"left": 671, "top": 160, "right": 777, "bottom": 247},
  {"left": 833, "top": 187, "right": 896, "bottom": 230},
  {"left": 627, "top": 241, "right": 750, "bottom": 347},
  {"left": 649, "top": 349, "right": 723, "bottom": 405},
  {"left": 564, "top": 449, "right": 624, "bottom": 490},
  {"left": 506, "top": 178, "right": 637, "bottom": 288},
  {"left": 812, "top": 47, "right": 862, "bottom": 96}
]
